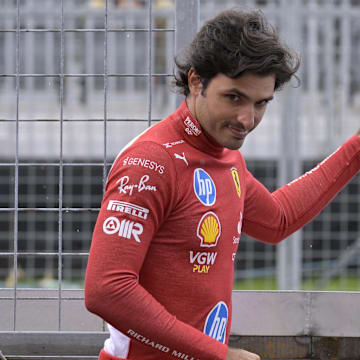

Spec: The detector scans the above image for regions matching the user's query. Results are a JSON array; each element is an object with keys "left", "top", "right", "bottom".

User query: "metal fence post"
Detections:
[
  {"left": 175, "top": 0, "right": 199, "bottom": 108},
  {"left": 276, "top": 0, "right": 302, "bottom": 290}
]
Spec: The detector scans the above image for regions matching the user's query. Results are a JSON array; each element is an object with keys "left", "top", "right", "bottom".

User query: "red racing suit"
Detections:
[{"left": 85, "top": 100, "right": 360, "bottom": 360}]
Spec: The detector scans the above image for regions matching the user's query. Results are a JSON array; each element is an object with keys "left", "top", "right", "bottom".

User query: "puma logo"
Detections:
[{"left": 174, "top": 152, "right": 188, "bottom": 166}]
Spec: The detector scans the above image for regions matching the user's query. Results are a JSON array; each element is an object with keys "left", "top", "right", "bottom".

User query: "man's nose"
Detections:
[{"left": 236, "top": 105, "right": 255, "bottom": 131}]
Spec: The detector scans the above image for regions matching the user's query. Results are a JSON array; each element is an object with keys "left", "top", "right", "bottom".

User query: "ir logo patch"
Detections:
[{"left": 103, "top": 216, "right": 143, "bottom": 243}]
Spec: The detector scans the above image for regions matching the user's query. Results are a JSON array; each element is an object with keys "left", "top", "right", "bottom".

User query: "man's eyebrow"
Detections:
[{"left": 224, "top": 88, "right": 274, "bottom": 102}]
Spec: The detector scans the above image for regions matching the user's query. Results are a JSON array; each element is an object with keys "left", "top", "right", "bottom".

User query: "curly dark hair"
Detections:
[{"left": 174, "top": 8, "right": 300, "bottom": 96}]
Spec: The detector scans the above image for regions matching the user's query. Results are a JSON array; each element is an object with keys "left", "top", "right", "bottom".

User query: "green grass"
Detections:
[
  {"left": 301, "top": 276, "right": 360, "bottom": 291},
  {"left": 233, "top": 277, "right": 278, "bottom": 290},
  {"left": 233, "top": 276, "right": 360, "bottom": 291},
  {"left": 1, "top": 275, "right": 360, "bottom": 292}
]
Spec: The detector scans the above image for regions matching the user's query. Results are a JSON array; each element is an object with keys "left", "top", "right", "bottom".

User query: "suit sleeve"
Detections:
[
  {"left": 243, "top": 134, "right": 360, "bottom": 243},
  {"left": 84, "top": 141, "right": 228, "bottom": 360}
]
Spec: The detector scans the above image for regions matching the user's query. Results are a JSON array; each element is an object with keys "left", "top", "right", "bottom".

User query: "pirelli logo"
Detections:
[{"left": 107, "top": 200, "right": 149, "bottom": 220}]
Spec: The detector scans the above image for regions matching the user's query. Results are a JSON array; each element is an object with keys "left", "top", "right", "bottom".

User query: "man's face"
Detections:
[{"left": 189, "top": 72, "right": 275, "bottom": 150}]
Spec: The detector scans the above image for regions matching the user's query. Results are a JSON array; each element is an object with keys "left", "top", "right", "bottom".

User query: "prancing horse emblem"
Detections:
[{"left": 231, "top": 167, "right": 241, "bottom": 198}]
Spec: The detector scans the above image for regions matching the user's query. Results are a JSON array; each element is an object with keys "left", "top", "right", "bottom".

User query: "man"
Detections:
[{"left": 85, "top": 8, "right": 360, "bottom": 360}]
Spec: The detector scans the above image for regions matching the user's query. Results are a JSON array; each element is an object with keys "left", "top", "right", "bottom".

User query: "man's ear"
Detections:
[{"left": 188, "top": 68, "right": 203, "bottom": 96}]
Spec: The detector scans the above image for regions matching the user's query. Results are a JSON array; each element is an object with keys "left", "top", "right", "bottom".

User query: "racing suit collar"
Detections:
[{"left": 173, "top": 100, "right": 225, "bottom": 158}]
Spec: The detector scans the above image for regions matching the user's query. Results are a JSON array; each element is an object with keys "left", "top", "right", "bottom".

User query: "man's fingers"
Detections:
[
  {"left": 227, "top": 347, "right": 261, "bottom": 360},
  {"left": 237, "top": 349, "right": 261, "bottom": 360}
]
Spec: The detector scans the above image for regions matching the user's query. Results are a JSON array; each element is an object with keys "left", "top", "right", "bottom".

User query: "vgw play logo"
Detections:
[
  {"left": 204, "top": 301, "right": 228, "bottom": 343},
  {"left": 193, "top": 168, "right": 216, "bottom": 206}
]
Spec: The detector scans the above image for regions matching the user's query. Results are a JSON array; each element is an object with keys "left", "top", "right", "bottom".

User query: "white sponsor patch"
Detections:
[
  {"left": 162, "top": 140, "right": 184, "bottom": 148},
  {"left": 103, "top": 216, "right": 143, "bottom": 243},
  {"left": 287, "top": 145, "right": 341, "bottom": 187},
  {"left": 233, "top": 212, "right": 242, "bottom": 244},
  {"left": 107, "top": 200, "right": 149, "bottom": 220},
  {"left": 127, "top": 330, "right": 170, "bottom": 353},
  {"left": 122, "top": 157, "right": 165, "bottom": 174},
  {"left": 184, "top": 117, "right": 201, "bottom": 136},
  {"left": 116, "top": 175, "right": 157, "bottom": 196}
]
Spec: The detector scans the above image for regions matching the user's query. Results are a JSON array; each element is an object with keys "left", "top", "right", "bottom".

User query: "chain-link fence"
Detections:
[{"left": 0, "top": 0, "right": 359, "bottom": 342}]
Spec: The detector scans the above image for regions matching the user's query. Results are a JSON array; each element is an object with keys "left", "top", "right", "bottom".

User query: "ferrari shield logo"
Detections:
[{"left": 231, "top": 167, "right": 241, "bottom": 198}]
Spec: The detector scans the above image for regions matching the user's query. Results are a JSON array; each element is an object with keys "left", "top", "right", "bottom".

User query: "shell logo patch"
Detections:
[
  {"left": 231, "top": 167, "right": 241, "bottom": 198},
  {"left": 197, "top": 211, "right": 221, "bottom": 247}
]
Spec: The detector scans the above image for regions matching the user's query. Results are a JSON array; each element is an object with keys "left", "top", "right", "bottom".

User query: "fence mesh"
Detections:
[{"left": 0, "top": 0, "right": 359, "bottom": 338}]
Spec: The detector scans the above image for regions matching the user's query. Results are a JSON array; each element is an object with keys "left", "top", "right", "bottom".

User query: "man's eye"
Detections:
[
  {"left": 256, "top": 99, "right": 271, "bottom": 107},
  {"left": 227, "top": 94, "right": 240, "bottom": 102}
]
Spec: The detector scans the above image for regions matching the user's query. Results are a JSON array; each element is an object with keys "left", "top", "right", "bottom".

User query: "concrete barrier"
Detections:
[{"left": 0, "top": 289, "right": 359, "bottom": 359}]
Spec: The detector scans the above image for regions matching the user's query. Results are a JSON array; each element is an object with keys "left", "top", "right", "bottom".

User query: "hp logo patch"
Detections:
[
  {"left": 193, "top": 168, "right": 216, "bottom": 206},
  {"left": 204, "top": 301, "right": 228, "bottom": 343}
]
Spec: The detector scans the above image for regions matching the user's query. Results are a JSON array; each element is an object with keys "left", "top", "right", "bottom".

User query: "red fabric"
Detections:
[
  {"left": 85, "top": 100, "right": 360, "bottom": 360},
  {"left": 243, "top": 135, "right": 360, "bottom": 241}
]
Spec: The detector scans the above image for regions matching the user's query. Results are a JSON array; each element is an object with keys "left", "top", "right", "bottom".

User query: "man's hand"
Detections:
[
  {"left": 357, "top": 129, "right": 360, "bottom": 137},
  {"left": 226, "top": 347, "right": 260, "bottom": 360}
]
